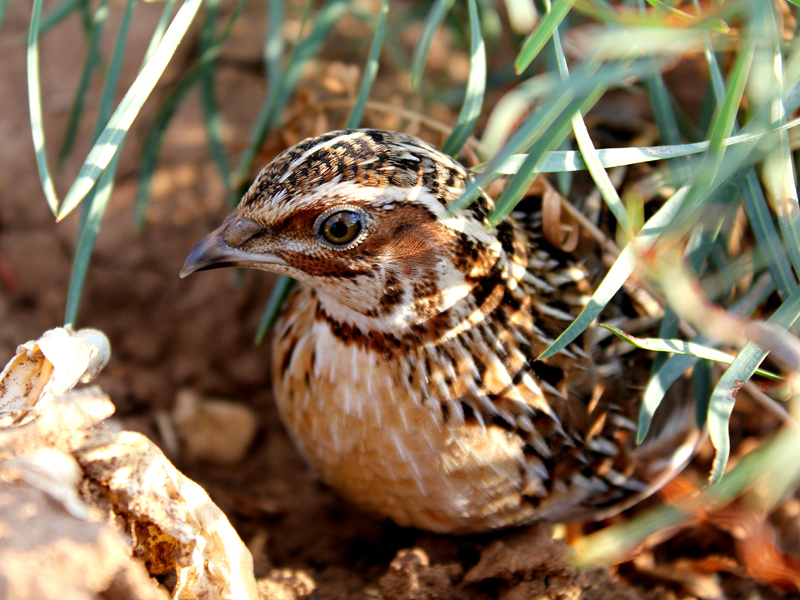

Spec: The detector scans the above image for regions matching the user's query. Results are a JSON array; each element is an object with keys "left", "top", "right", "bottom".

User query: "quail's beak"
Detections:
[{"left": 180, "top": 215, "right": 285, "bottom": 278}]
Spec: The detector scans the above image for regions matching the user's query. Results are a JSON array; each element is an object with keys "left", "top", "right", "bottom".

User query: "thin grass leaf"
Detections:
[
  {"left": 57, "top": 0, "right": 203, "bottom": 222},
  {"left": 409, "top": 0, "right": 455, "bottom": 92},
  {"left": 637, "top": 269, "right": 778, "bottom": 442},
  {"left": 698, "top": 35, "right": 755, "bottom": 185},
  {"left": 255, "top": 275, "right": 295, "bottom": 344},
  {"left": 550, "top": 22, "right": 631, "bottom": 232},
  {"left": 265, "top": 0, "right": 284, "bottom": 90},
  {"left": 644, "top": 0, "right": 695, "bottom": 20},
  {"left": 488, "top": 83, "right": 607, "bottom": 225},
  {"left": 201, "top": 81, "right": 231, "bottom": 190},
  {"left": 637, "top": 212, "right": 744, "bottom": 441},
  {"left": 64, "top": 154, "right": 120, "bottom": 325},
  {"left": 440, "top": 0, "right": 484, "bottom": 157},
  {"left": 756, "top": 6, "right": 800, "bottom": 284},
  {"left": 479, "top": 72, "right": 552, "bottom": 157},
  {"left": 0, "top": 0, "right": 9, "bottom": 38},
  {"left": 644, "top": 62, "right": 687, "bottom": 168},
  {"left": 692, "top": 357, "right": 712, "bottom": 429},
  {"left": 37, "top": 0, "right": 78, "bottom": 36},
  {"left": 64, "top": 0, "right": 140, "bottom": 322},
  {"left": 57, "top": 0, "right": 110, "bottom": 169},
  {"left": 142, "top": 0, "right": 179, "bottom": 64},
  {"left": 135, "top": 0, "right": 249, "bottom": 226},
  {"left": 135, "top": 74, "right": 202, "bottom": 227},
  {"left": 246, "top": 0, "right": 349, "bottom": 339},
  {"left": 27, "top": 0, "right": 61, "bottom": 215},
  {"left": 199, "top": 0, "right": 232, "bottom": 194},
  {"left": 602, "top": 325, "right": 781, "bottom": 380},
  {"left": 697, "top": 3, "right": 796, "bottom": 298},
  {"left": 514, "top": 0, "right": 575, "bottom": 74},
  {"left": 575, "top": 410, "right": 800, "bottom": 568},
  {"left": 231, "top": 0, "right": 349, "bottom": 199},
  {"left": 476, "top": 0, "right": 500, "bottom": 45},
  {"left": 94, "top": 0, "right": 136, "bottom": 140},
  {"left": 346, "top": 0, "right": 388, "bottom": 129},
  {"left": 479, "top": 130, "right": 770, "bottom": 175},
  {"left": 668, "top": 104, "right": 769, "bottom": 241},
  {"left": 452, "top": 60, "right": 645, "bottom": 215},
  {"left": 708, "top": 284, "right": 800, "bottom": 483},
  {"left": 75, "top": 0, "right": 92, "bottom": 34},
  {"left": 538, "top": 184, "right": 691, "bottom": 360}
]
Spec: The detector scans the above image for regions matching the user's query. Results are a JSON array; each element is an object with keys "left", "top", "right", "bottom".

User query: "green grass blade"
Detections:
[
  {"left": 409, "top": 0, "right": 455, "bottom": 92},
  {"left": 602, "top": 325, "right": 781, "bottom": 380},
  {"left": 575, "top": 413, "right": 800, "bottom": 568},
  {"left": 135, "top": 0, "right": 249, "bottom": 225},
  {"left": 255, "top": 275, "right": 295, "bottom": 344},
  {"left": 135, "top": 74, "right": 201, "bottom": 227},
  {"left": 346, "top": 0, "right": 388, "bottom": 129},
  {"left": 265, "top": 0, "right": 284, "bottom": 90},
  {"left": 247, "top": 0, "right": 349, "bottom": 336},
  {"left": 538, "top": 183, "right": 691, "bottom": 360},
  {"left": 478, "top": 130, "right": 773, "bottom": 175},
  {"left": 697, "top": 2, "right": 796, "bottom": 298},
  {"left": 27, "top": 0, "right": 61, "bottom": 215},
  {"left": 756, "top": 6, "right": 800, "bottom": 284},
  {"left": 692, "top": 357, "right": 713, "bottom": 430},
  {"left": 57, "top": 0, "right": 110, "bottom": 169},
  {"left": 708, "top": 284, "right": 800, "bottom": 483},
  {"left": 200, "top": 76, "right": 231, "bottom": 193},
  {"left": 453, "top": 61, "right": 642, "bottom": 215},
  {"left": 638, "top": 0, "right": 684, "bottom": 158},
  {"left": 744, "top": 165, "right": 796, "bottom": 299},
  {"left": 550, "top": 22, "right": 631, "bottom": 232},
  {"left": 699, "top": 34, "right": 754, "bottom": 182},
  {"left": 644, "top": 65, "right": 686, "bottom": 166},
  {"left": 142, "top": 0, "right": 178, "bottom": 64},
  {"left": 75, "top": 0, "right": 92, "bottom": 34},
  {"left": 640, "top": 352, "right": 697, "bottom": 442},
  {"left": 0, "top": 0, "right": 9, "bottom": 38},
  {"left": 37, "top": 0, "right": 78, "bottom": 36},
  {"left": 64, "top": 0, "right": 137, "bottom": 320},
  {"left": 488, "top": 82, "right": 607, "bottom": 225},
  {"left": 480, "top": 72, "right": 553, "bottom": 157},
  {"left": 637, "top": 269, "right": 777, "bottom": 442},
  {"left": 57, "top": 0, "right": 203, "bottom": 222},
  {"left": 514, "top": 0, "right": 575, "bottom": 74},
  {"left": 94, "top": 0, "right": 136, "bottom": 142},
  {"left": 440, "top": 0, "right": 485, "bottom": 157},
  {"left": 64, "top": 153, "right": 121, "bottom": 325},
  {"left": 199, "top": 0, "right": 233, "bottom": 194},
  {"left": 231, "top": 0, "right": 349, "bottom": 199}
]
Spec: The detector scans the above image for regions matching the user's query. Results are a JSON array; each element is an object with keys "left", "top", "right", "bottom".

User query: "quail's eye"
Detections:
[{"left": 320, "top": 210, "right": 363, "bottom": 245}]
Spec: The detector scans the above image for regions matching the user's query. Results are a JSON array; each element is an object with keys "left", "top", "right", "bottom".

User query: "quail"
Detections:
[{"left": 182, "top": 129, "right": 697, "bottom": 533}]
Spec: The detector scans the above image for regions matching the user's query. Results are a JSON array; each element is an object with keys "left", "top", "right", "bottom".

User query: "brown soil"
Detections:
[{"left": 0, "top": 0, "right": 797, "bottom": 598}]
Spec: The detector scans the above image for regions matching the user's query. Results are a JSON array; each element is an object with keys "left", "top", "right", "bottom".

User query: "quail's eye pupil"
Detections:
[
  {"left": 321, "top": 211, "right": 363, "bottom": 245},
  {"left": 329, "top": 219, "right": 348, "bottom": 239}
]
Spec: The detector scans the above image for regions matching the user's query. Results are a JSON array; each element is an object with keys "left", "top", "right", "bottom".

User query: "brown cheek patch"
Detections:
[
  {"left": 363, "top": 205, "right": 452, "bottom": 270},
  {"left": 264, "top": 208, "right": 375, "bottom": 279}
]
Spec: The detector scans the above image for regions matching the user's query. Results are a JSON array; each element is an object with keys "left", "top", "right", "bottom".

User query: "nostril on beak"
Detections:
[{"left": 223, "top": 216, "right": 268, "bottom": 248}]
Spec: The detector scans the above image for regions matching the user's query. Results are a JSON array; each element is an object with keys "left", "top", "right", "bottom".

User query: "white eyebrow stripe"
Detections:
[{"left": 278, "top": 131, "right": 365, "bottom": 184}]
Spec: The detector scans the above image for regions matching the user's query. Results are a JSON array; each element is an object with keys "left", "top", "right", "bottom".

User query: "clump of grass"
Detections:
[{"left": 19, "top": 0, "right": 800, "bottom": 573}]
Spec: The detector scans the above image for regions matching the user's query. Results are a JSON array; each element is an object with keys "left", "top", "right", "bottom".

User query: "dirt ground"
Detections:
[{"left": 0, "top": 0, "right": 798, "bottom": 598}]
